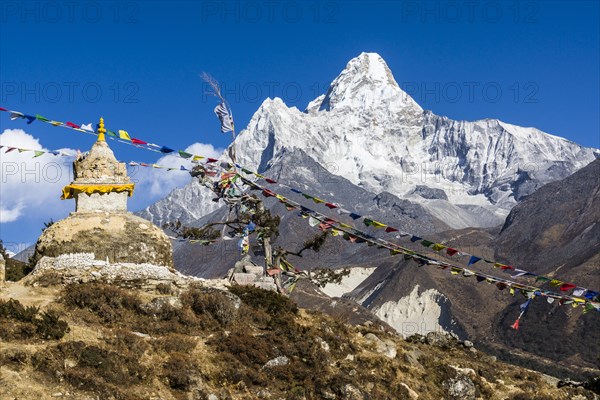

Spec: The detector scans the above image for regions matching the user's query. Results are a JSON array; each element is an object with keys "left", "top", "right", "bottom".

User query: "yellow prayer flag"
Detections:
[
  {"left": 371, "top": 220, "right": 386, "bottom": 229},
  {"left": 192, "top": 155, "right": 204, "bottom": 161},
  {"left": 431, "top": 243, "right": 446, "bottom": 252},
  {"left": 119, "top": 130, "right": 131, "bottom": 140}
]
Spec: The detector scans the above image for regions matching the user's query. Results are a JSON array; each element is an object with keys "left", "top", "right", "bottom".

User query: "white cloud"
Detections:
[
  {"left": 0, "top": 203, "right": 24, "bottom": 223},
  {"left": 0, "top": 129, "right": 74, "bottom": 223}
]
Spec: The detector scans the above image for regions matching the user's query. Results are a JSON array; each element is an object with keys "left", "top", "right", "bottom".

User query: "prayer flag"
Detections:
[
  {"left": 431, "top": 243, "right": 446, "bottom": 252},
  {"left": 468, "top": 256, "right": 481, "bottom": 266},
  {"left": 446, "top": 248, "right": 458, "bottom": 256},
  {"left": 214, "top": 102, "right": 234, "bottom": 133},
  {"left": 118, "top": 130, "right": 131, "bottom": 140}
]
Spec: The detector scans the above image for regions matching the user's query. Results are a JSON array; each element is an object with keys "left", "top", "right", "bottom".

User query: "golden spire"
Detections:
[{"left": 97, "top": 117, "right": 106, "bottom": 142}]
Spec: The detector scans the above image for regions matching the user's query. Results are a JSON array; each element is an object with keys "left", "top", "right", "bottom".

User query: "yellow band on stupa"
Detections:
[
  {"left": 97, "top": 117, "right": 106, "bottom": 142},
  {"left": 61, "top": 183, "right": 135, "bottom": 200}
]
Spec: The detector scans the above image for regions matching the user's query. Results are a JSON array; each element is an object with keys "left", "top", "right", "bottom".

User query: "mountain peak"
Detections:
[
  {"left": 306, "top": 52, "right": 423, "bottom": 113},
  {"left": 346, "top": 52, "right": 397, "bottom": 85}
]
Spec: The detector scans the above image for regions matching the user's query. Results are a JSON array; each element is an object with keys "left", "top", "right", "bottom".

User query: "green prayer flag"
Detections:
[
  {"left": 35, "top": 114, "right": 50, "bottom": 122},
  {"left": 421, "top": 240, "right": 434, "bottom": 248},
  {"left": 179, "top": 151, "right": 192, "bottom": 159},
  {"left": 107, "top": 130, "right": 117, "bottom": 137},
  {"left": 33, "top": 150, "right": 45, "bottom": 158},
  {"left": 363, "top": 218, "right": 373, "bottom": 227}
]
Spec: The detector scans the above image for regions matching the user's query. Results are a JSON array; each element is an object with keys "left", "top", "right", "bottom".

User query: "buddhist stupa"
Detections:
[{"left": 33, "top": 118, "right": 173, "bottom": 268}]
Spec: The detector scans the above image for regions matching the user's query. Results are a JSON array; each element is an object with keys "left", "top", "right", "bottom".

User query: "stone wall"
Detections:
[
  {"left": 76, "top": 192, "right": 128, "bottom": 212},
  {"left": 28, "top": 253, "right": 229, "bottom": 290}
]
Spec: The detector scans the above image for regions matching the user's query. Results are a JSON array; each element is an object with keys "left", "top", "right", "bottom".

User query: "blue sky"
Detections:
[{"left": 1, "top": 0, "right": 599, "bottom": 251}]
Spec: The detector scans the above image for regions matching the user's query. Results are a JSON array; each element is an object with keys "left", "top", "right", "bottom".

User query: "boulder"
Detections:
[{"left": 364, "top": 333, "right": 397, "bottom": 359}]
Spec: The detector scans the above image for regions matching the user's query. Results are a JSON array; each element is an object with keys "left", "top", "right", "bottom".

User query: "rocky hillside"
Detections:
[
  {"left": 491, "top": 158, "right": 600, "bottom": 372},
  {"left": 1, "top": 267, "right": 598, "bottom": 400}
]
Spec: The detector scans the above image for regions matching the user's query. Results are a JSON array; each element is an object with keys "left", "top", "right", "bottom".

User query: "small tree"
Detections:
[{"left": 169, "top": 166, "right": 342, "bottom": 293}]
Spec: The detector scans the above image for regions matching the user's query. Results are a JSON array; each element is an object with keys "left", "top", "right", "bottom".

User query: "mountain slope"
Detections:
[
  {"left": 343, "top": 159, "right": 600, "bottom": 377},
  {"left": 4, "top": 274, "right": 593, "bottom": 400}
]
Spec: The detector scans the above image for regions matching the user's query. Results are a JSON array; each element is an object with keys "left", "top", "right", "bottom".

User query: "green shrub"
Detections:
[
  {"left": 228, "top": 285, "right": 297, "bottom": 316},
  {"left": 162, "top": 353, "right": 198, "bottom": 390},
  {"left": 62, "top": 283, "right": 142, "bottom": 323},
  {"left": 182, "top": 288, "right": 238, "bottom": 327},
  {"left": 155, "top": 333, "right": 197, "bottom": 354},
  {"left": 0, "top": 299, "right": 68, "bottom": 341},
  {"left": 36, "top": 310, "right": 70, "bottom": 340}
]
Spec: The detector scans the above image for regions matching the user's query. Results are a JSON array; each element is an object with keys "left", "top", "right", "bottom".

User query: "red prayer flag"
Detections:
[
  {"left": 446, "top": 248, "right": 458, "bottom": 256},
  {"left": 207, "top": 157, "right": 218, "bottom": 163},
  {"left": 262, "top": 189, "right": 275, "bottom": 198},
  {"left": 501, "top": 265, "right": 514, "bottom": 270},
  {"left": 559, "top": 283, "right": 576, "bottom": 291},
  {"left": 318, "top": 223, "right": 331, "bottom": 231},
  {"left": 265, "top": 178, "right": 277, "bottom": 184},
  {"left": 325, "top": 202, "right": 338, "bottom": 209},
  {"left": 0, "top": 107, "right": 7, "bottom": 111},
  {"left": 65, "top": 122, "right": 80, "bottom": 129},
  {"left": 511, "top": 319, "right": 520, "bottom": 330},
  {"left": 131, "top": 138, "right": 147, "bottom": 145},
  {"left": 385, "top": 226, "right": 399, "bottom": 233}
]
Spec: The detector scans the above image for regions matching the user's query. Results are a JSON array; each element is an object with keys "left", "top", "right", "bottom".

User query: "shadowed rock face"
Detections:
[
  {"left": 33, "top": 212, "right": 174, "bottom": 268},
  {"left": 489, "top": 159, "right": 600, "bottom": 369},
  {"left": 495, "top": 158, "right": 600, "bottom": 275}
]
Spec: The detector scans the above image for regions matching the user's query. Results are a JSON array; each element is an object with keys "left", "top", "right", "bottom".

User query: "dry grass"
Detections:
[{"left": 0, "top": 281, "right": 597, "bottom": 400}]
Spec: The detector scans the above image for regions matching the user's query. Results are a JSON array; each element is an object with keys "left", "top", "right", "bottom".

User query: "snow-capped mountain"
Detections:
[
  {"left": 141, "top": 52, "right": 598, "bottom": 229},
  {"left": 138, "top": 179, "right": 221, "bottom": 227},
  {"left": 232, "top": 52, "right": 598, "bottom": 227}
]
